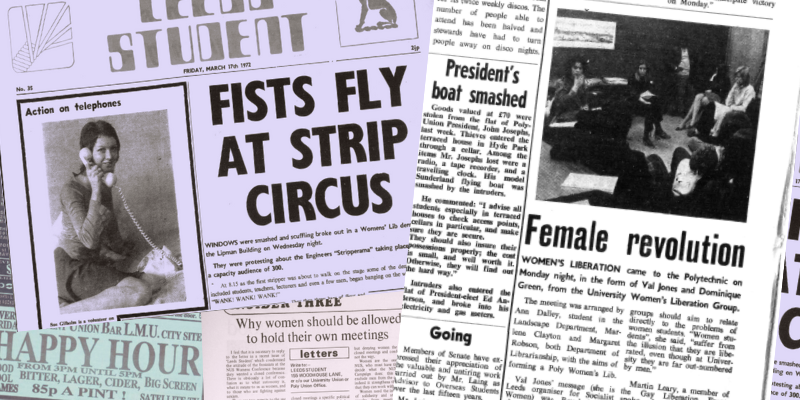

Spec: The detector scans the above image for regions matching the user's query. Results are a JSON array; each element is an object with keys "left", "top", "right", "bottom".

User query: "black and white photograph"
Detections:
[
  {"left": 15, "top": 83, "right": 206, "bottom": 326},
  {"left": 536, "top": 10, "right": 767, "bottom": 223},
  {"left": 44, "top": 112, "right": 186, "bottom": 314}
]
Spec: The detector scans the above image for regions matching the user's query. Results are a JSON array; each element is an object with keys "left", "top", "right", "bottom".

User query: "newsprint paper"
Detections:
[
  {"left": 394, "top": 1, "right": 799, "bottom": 400},
  {"left": 0, "top": 0, "right": 431, "bottom": 331},
  {"left": 771, "top": 128, "right": 800, "bottom": 399},
  {"left": 0, "top": 310, "right": 204, "bottom": 400},
  {"left": 202, "top": 291, "right": 401, "bottom": 400},
  {"left": 0, "top": 174, "right": 204, "bottom": 400},
  {"left": 0, "top": 176, "right": 13, "bottom": 309}
]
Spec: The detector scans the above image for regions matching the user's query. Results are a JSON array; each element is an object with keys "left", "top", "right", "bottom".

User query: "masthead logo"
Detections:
[{"left": 8, "top": 2, "right": 74, "bottom": 73}]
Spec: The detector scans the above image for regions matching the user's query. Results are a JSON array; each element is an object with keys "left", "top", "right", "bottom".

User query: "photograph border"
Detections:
[
  {"left": 534, "top": 7, "right": 768, "bottom": 224},
  {"left": 16, "top": 82, "right": 208, "bottom": 328}
]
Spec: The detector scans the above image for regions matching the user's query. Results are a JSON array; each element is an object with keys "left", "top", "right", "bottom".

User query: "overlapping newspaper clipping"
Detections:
[
  {"left": 202, "top": 292, "right": 402, "bottom": 400},
  {"left": 772, "top": 129, "right": 800, "bottom": 397},
  {"left": 0, "top": 0, "right": 432, "bottom": 330},
  {"left": 393, "top": 1, "right": 798, "bottom": 400},
  {"left": 0, "top": 177, "right": 205, "bottom": 399},
  {"left": 2, "top": 0, "right": 800, "bottom": 400}
]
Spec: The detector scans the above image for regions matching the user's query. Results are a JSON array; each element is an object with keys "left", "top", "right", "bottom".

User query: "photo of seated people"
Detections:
[{"left": 536, "top": 10, "right": 766, "bottom": 223}]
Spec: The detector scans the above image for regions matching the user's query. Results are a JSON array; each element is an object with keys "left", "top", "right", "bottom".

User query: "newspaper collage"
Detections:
[
  {"left": 0, "top": 0, "right": 799, "bottom": 400},
  {"left": 0, "top": 0, "right": 432, "bottom": 331},
  {"left": 393, "top": 1, "right": 800, "bottom": 400}
]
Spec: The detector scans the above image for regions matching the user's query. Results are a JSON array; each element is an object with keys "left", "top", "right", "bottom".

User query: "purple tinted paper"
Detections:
[
  {"left": 0, "top": 0, "right": 431, "bottom": 330},
  {"left": 773, "top": 132, "right": 800, "bottom": 399}
]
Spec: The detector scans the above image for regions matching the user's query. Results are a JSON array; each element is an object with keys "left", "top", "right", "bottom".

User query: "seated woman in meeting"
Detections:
[
  {"left": 547, "top": 57, "right": 593, "bottom": 125},
  {"left": 677, "top": 66, "right": 756, "bottom": 138},
  {"left": 706, "top": 63, "right": 732, "bottom": 98},
  {"left": 677, "top": 64, "right": 730, "bottom": 131},
  {"left": 628, "top": 60, "right": 669, "bottom": 147}
]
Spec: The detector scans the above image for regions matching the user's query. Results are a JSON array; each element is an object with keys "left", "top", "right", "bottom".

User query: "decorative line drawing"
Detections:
[{"left": 8, "top": 2, "right": 74, "bottom": 73}]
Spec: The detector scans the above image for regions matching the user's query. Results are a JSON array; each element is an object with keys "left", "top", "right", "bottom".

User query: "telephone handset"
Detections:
[
  {"left": 78, "top": 147, "right": 182, "bottom": 268},
  {"left": 79, "top": 147, "right": 116, "bottom": 187}
]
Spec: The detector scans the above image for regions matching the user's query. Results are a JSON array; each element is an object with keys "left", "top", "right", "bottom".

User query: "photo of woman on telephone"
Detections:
[{"left": 54, "top": 120, "right": 165, "bottom": 313}]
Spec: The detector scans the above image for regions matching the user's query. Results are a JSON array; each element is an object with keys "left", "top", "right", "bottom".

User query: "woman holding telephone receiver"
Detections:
[{"left": 54, "top": 120, "right": 163, "bottom": 313}]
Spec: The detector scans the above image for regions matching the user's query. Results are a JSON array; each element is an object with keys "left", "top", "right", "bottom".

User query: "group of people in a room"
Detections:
[
  {"left": 546, "top": 51, "right": 760, "bottom": 221},
  {"left": 548, "top": 54, "right": 756, "bottom": 148}
]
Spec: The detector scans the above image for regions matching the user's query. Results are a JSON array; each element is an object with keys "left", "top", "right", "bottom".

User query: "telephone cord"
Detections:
[{"left": 116, "top": 186, "right": 183, "bottom": 267}]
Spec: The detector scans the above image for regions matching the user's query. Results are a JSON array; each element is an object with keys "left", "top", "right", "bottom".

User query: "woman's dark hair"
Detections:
[
  {"left": 78, "top": 120, "right": 120, "bottom": 173},
  {"left": 719, "top": 129, "right": 756, "bottom": 179},
  {"left": 635, "top": 59, "right": 649, "bottom": 79},
  {"left": 716, "top": 111, "right": 751, "bottom": 144},
  {"left": 689, "top": 146, "right": 718, "bottom": 176},
  {"left": 563, "top": 56, "right": 588, "bottom": 79}
]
